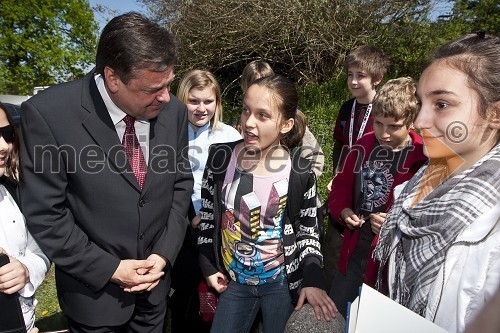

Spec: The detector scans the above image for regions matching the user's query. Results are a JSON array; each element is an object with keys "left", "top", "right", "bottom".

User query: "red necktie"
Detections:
[{"left": 122, "top": 115, "right": 147, "bottom": 189}]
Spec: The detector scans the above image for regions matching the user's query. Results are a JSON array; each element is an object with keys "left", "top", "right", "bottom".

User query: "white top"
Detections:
[
  {"left": 0, "top": 184, "right": 50, "bottom": 330},
  {"left": 425, "top": 203, "right": 500, "bottom": 333},
  {"left": 95, "top": 74, "right": 150, "bottom": 164},
  {"left": 188, "top": 122, "right": 241, "bottom": 214}
]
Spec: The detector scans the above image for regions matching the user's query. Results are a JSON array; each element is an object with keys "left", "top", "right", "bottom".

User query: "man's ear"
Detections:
[
  {"left": 280, "top": 118, "right": 295, "bottom": 134},
  {"left": 103, "top": 66, "right": 120, "bottom": 93}
]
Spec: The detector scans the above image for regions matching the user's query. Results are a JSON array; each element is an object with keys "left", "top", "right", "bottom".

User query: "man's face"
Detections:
[{"left": 105, "top": 66, "right": 175, "bottom": 119}]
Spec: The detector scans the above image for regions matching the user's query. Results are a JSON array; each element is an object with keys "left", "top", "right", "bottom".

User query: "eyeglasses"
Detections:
[{"left": 0, "top": 125, "right": 15, "bottom": 143}]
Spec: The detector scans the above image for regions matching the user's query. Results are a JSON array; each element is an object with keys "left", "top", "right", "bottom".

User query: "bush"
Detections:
[{"left": 298, "top": 75, "right": 349, "bottom": 201}]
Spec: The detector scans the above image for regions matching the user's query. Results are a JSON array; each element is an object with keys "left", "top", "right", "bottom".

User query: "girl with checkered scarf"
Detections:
[{"left": 375, "top": 33, "right": 500, "bottom": 333}]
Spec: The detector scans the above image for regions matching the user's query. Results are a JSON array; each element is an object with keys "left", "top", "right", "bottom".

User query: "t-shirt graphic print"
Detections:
[{"left": 220, "top": 152, "right": 291, "bottom": 285}]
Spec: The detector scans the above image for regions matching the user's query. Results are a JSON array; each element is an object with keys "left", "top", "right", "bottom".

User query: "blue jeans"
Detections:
[
  {"left": 329, "top": 257, "right": 366, "bottom": 318},
  {"left": 210, "top": 279, "right": 294, "bottom": 333}
]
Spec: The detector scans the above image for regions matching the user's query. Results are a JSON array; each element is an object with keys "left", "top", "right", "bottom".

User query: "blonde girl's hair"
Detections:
[{"left": 177, "top": 70, "right": 224, "bottom": 130}]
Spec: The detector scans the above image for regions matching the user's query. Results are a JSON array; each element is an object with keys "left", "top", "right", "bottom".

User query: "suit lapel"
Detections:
[
  {"left": 142, "top": 107, "right": 170, "bottom": 195},
  {"left": 80, "top": 73, "right": 140, "bottom": 191}
]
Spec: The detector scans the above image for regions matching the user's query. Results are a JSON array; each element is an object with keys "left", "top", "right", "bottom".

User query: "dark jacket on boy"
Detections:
[{"left": 329, "top": 130, "right": 427, "bottom": 286}]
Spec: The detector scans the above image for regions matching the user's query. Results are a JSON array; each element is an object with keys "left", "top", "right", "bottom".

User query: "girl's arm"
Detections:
[
  {"left": 0, "top": 227, "right": 50, "bottom": 297},
  {"left": 206, "top": 271, "right": 228, "bottom": 293},
  {"left": 295, "top": 170, "right": 323, "bottom": 269},
  {"left": 295, "top": 170, "right": 337, "bottom": 320},
  {"left": 197, "top": 148, "right": 220, "bottom": 279},
  {"left": 198, "top": 148, "right": 229, "bottom": 292},
  {"left": 15, "top": 231, "right": 50, "bottom": 297}
]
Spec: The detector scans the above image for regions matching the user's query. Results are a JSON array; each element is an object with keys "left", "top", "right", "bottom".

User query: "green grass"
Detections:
[{"left": 35, "top": 265, "right": 67, "bottom": 331}]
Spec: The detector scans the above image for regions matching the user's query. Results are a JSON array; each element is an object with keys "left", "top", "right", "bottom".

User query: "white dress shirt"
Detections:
[{"left": 95, "top": 74, "right": 150, "bottom": 164}]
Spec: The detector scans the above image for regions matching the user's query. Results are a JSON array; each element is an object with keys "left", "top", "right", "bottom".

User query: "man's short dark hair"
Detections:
[{"left": 95, "top": 12, "right": 178, "bottom": 83}]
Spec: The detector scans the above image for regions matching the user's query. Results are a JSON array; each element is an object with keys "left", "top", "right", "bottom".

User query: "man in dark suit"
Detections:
[{"left": 19, "top": 13, "right": 193, "bottom": 332}]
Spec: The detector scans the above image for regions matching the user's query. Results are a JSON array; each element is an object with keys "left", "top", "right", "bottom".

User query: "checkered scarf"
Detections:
[{"left": 374, "top": 143, "right": 500, "bottom": 316}]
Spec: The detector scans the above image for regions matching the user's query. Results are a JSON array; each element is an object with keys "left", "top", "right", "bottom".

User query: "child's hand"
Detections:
[
  {"left": 369, "top": 212, "right": 387, "bottom": 235},
  {"left": 0, "top": 256, "right": 29, "bottom": 294},
  {"left": 340, "top": 208, "right": 364, "bottom": 230},
  {"left": 296, "top": 287, "right": 337, "bottom": 321},
  {"left": 191, "top": 214, "right": 201, "bottom": 228},
  {"left": 326, "top": 178, "right": 333, "bottom": 193},
  {"left": 206, "top": 272, "right": 228, "bottom": 293}
]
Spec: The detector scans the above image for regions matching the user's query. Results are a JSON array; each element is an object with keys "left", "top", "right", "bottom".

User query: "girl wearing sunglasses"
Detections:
[{"left": 0, "top": 102, "right": 50, "bottom": 333}]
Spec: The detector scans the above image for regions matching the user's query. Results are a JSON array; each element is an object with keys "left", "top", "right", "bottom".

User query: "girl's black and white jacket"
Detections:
[{"left": 197, "top": 140, "right": 327, "bottom": 304}]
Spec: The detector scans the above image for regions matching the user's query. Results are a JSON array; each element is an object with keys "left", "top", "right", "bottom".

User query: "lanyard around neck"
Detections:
[{"left": 349, "top": 100, "right": 372, "bottom": 148}]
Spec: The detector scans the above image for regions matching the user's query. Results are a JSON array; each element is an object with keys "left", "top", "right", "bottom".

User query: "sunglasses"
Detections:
[{"left": 0, "top": 124, "right": 15, "bottom": 143}]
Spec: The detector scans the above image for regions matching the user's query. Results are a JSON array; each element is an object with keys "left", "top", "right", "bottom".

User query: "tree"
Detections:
[
  {"left": 0, "top": 0, "right": 98, "bottom": 95},
  {"left": 142, "top": 0, "right": 433, "bottom": 91},
  {"left": 383, "top": 0, "right": 500, "bottom": 80},
  {"left": 377, "top": 3, "right": 464, "bottom": 79},
  {"left": 451, "top": 0, "right": 500, "bottom": 35}
]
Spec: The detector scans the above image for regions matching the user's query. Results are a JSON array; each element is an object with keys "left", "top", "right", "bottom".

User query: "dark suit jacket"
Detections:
[{"left": 19, "top": 72, "right": 193, "bottom": 326}]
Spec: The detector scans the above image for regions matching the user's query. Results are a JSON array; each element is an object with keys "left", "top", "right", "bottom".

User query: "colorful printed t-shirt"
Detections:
[
  {"left": 221, "top": 150, "right": 291, "bottom": 286},
  {"left": 353, "top": 144, "right": 410, "bottom": 261}
]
